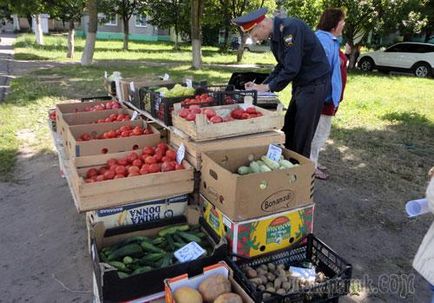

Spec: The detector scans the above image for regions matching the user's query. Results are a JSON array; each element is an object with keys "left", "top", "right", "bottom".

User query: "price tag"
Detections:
[
  {"left": 130, "top": 81, "right": 135, "bottom": 92},
  {"left": 174, "top": 242, "right": 206, "bottom": 263},
  {"left": 186, "top": 79, "right": 193, "bottom": 88},
  {"left": 163, "top": 73, "right": 170, "bottom": 81},
  {"left": 266, "top": 144, "right": 282, "bottom": 162},
  {"left": 130, "top": 111, "right": 139, "bottom": 121},
  {"left": 104, "top": 71, "right": 108, "bottom": 78},
  {"left": 176, "top": 143, "right": 185, "bottom": 164}
]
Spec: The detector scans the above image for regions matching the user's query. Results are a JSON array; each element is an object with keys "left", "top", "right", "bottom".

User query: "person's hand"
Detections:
[
  {"left": 244, "top": 81, "right": 255, "bottom": 89},
  {"left": 251, "top": 83, "right": 270, "bottom": 92}
]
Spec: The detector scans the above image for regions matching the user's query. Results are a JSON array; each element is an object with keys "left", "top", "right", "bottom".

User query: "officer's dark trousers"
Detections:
[{"left": 282, "top": 77, "right": 330, "bottom": 157}]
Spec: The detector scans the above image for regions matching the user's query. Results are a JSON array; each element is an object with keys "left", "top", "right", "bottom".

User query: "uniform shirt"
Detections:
[
  {"left": 316, "top": 30, "right": 342, "bottom": 107},
  {"left": 263, "top": 17, "right": 330, "bottom": 92}
]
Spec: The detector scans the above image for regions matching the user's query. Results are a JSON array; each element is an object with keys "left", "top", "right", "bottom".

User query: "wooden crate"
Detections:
[
  {"left": 69, "top": 151, "right": 194, "bottom": 212},
  {"left": 169, "top": 130, "right": 285, "bottom": 170},
  {"left": 64, "top": 120, "right": 161, "bottom": 158},
  {"left": 171, "top": 103, "right": 284, "bottom": 142},
  {"left": 59, "top": 108, "right": 136, "bottom": 145}
]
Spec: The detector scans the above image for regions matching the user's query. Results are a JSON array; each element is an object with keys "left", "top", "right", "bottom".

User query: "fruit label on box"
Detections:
[
  {"left": 174, "top": 242, "right": 206, "bottom": 263},
  {"left": 130, "top": 81, "right": 135, "bottom": 92},
  {"left": 93, "top": 195, "right": 188, "bottom": 228},
  {"left": 176, "top": 143, "right": 185, "bottom": 164},
  {"left": 266, "top": 144, "right": 282, "bottom": 162}
]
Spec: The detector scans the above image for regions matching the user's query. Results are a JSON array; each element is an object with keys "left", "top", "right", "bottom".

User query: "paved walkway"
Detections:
[{"left": 0, "top": 33, "right": 16, "bottom": 102}]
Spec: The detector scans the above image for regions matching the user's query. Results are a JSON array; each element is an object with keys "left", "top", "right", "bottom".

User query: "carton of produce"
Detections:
[
  {"left": 164, "top": 261, "right": 254, "bottom": 303},
  {"left": 90, "top": 206, "right": 227, "bottom": 302},
  {"left": 200, "top": 145, "right": 314, "bottom": 221},
  {"left": 201, "top": 195, "right": 314, "bottom": 258}
]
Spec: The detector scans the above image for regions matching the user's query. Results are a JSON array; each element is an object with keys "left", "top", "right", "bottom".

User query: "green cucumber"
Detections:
[
  {"left": 141, "top": 252, "right": 165, "bottom": 262},
  {"left": 123, "top": 256, "right": 133, "bottom": 264},
  {"left": 249, "top": 161, "right": 261, "bottom": 174},
  {"left": 237, "top": 166, "right": 251, "bottom": 175},
  {"left": 173, "top": 233, "right": 187, "bottom": 245},
  {"left": 178, "top": 231, "right": 202, "bottom": 243},
  {"left": 152, "top": 237, "right": 165, "bottom": 245},
  {"left": 161, "top": 254, "right": 173, "bottom": 268},
  {"left": 131, "top": 266, "right": 152, "bottom": 276},
  {"left": 140, "top": 241, "right": 165, "bottom": 253},
  {"left": 107, "top": 243, "right": 143, "bottom": 261},
  {"left": 158, "top": 224, "right": 190, "bottom": 237},
  {"left": 261, "top": 156, "right": 280, "bottom": 170},
  {"left": 109, "top": 261, "right": 129, "bottom": 272},
  {"left": 117, "top": 271, "right": 130, "bottom": 279},
  {"left": 166, "top": 234, "right": 176, "bottom": 251}
]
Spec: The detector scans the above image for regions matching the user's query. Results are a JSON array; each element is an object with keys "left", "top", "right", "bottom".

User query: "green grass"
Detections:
[
  {"left": 2, "top": 33, "right": 434, "bottom": 191},
  {"left": 14, "top": 33, "right": 277, "bottom": 66}
]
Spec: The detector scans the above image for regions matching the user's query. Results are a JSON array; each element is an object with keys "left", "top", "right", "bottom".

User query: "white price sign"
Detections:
[
  {"left": 174, "top": 241, "right": 206, "bottom": 263},
  {"left": 130, "top": 81, "right": 135, "bottom": 92},
  {"left": 186, "top": 79, "right": 193, "bottom": 88},
  {"left": 163, "top": 73, "right": 170, "bottom": 81},
  {"left": 130, "top": 111, "right": 139, "bottom": 121},
  {"left": 266, "top": 144, "right": 282, "bottom": 162},
  {"left": 176, "top": 143, "right": 185, "bottom": 164}
]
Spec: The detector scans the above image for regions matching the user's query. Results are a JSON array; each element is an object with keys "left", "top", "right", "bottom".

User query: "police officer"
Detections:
[{"left": 233, "top": 8, "right": 330, "bottom": 157}]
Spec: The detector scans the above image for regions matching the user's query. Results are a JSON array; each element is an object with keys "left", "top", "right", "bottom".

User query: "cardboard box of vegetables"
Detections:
[
  {"left": 165, "top": 261, "right": 254, "bottom": 303},
  {"left": 201, "top": 195, "right": 314, "bottom": 258},
  {"left": 200, "top": 146, "right": 314, "bottom": 221},
  {"left": 90, "top": 207, "right": 227, "bottom": 302}
]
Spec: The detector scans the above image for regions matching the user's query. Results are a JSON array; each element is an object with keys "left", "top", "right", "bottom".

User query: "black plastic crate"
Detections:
[
  {"left": 228, "top": 72, "right": 270, "bottom": 90},
  {"left": 137, "top": 83, "right": 176, "bottom": 111},
  {"left": 229, "top": 234, "right": 352, "bottom": 303},
  {"left": 219, "top": 89, "right": 258, "bottom": 106},
  {"left": 80, "top": 95, "right": 113, "bottom": 103}
]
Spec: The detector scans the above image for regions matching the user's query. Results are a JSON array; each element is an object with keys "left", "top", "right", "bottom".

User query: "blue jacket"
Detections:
[
  {"left": 263, "top": 17, "right": 330, "bottom": 91},
  {"left": 315, "top": 30, "right": 342, "bottom": 107}
]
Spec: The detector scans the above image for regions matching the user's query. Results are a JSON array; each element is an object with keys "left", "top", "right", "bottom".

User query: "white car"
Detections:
[{"left": 357, "top": 42, "right": 434, "bottom": 78}]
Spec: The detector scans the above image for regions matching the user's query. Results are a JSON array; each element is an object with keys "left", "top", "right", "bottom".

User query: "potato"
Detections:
[
  {"left": 274, "top": 278, "right": 282, "bottom": 289},
  {"left": 174, "top": 287, "right": 203, "bottom": 303},
  {"left": 257, "top": 285, "right": 266, "bottom": 291},
  {"left": 276, "top": 264, "right": 285, "bottom": 271},
  {"left": 259, "top": 264, "right": 268, "bottom": 271},
  {"left": 266, "top": 273, "right": 276, "bottom": 282},
  {"left": 266, "top": 282, "right": 273, "bottom": 289},
  {"left": 249, "top": 278, "right": 262, "bottom": 286},
  {"left": 265, "top": 286, "right": 275, "bottom": 293},
  {"left": 267, "top": 263, "right": 276, "bottom": 271},
  {"left": 263, "top": 293, "right": 271, "bottom": 299},
  {"left": 275, "top": 269, "right": 286, "bottom": 277},
  {"left": 198, "top": 275, "right": 231, "bottom": 303},
  {"left": 282, "top": 281, "right": 292, "bottom": 291},
  {"left": 259, "top": 275, "right": 268, "bottom": 284},
  {"left": 276, "top": 288, "right": 286, "bottom": 295},
  {"left": 246, "top": 267, "right": 258, "bottom": 279},
  {"left": 213, "top": 293, "right": 242, "bottom": 303},
  {"left": 257, "top": 268, "right": 268, "bottom": 276}
]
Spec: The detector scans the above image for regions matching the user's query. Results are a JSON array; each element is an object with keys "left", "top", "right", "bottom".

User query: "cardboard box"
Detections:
[
  {"left": 55, "top": 99, "right": 119, "bottom": 140},
  {"left": 90, "top": 207, "right": 227, "bottom": 302},
  {"left": 200, "top": 145, "right": 315, "bottom": 221},
  {"left": 64, "top": 120, "right": 160, "bottom": 158},
  {"left": 169, "top": 130, "right": 285, "bottom": 170},
  {"left": 164, "top": 261, "right": 254, "bottom": 303},
  {"left": 201, "top": 195, "right": 314, "bottom": 258},
  {"left": 88, "top": 194, "right": 189, "bottom": 229},
  {"left": 58, "top": 108, "right": 136, "bottom": 145},
  {"left": 171, "top": 103, "right": 284, "bottom": 142},
  {"left": 69, "top": 150, "right": 194, "bottom": 212}
]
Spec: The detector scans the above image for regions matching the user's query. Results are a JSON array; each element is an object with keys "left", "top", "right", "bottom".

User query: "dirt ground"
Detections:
[{"left": 0, "top": 34, "right": 432, "bottom": 303}]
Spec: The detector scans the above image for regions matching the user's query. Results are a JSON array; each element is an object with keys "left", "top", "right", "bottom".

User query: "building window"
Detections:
[
  {"left": 105, "top": 14, "right": 117, "bottom": 26},
  {"left": 135, "top": 14, "right": 147, "bottom": 27}
]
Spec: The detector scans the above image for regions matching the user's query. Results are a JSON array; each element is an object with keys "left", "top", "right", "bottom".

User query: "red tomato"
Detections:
[
  {"left": 241, "top": 113, "right": 250, "bottom": 119},
  {"left": 98, "top": 167, "right": 108, "bottom": 175},
  {"left": 165, "top": 149, "right": 177, "bottom": 161},
  {"left": 85, "top": 178, "right": 95, "bottom": 183},
  {"left": 97, "top": 119, "right": 105, "bottom": 123},
  {"left": 132, "top": 127, "right": 143, "bottom": 136},
  {"left": 115, "top": 165, "right": 127, "bottom": 176},
  {"left": 145, "top": 156, "right": 157, "bottom": 165},
  {"left": 203, "top": 109, "right": 216, "bottom": 119},
  {"left": 128, "top": 171, "right": 140, "bottom": 177},
  {"left": 161, "top": 161, "right": 176, "bottom": 172},
  {"left": 107, "top": 158, "right": 117, "bottom": 167},
  {"left": 142, "top": 146, "right": 155, "bottom": 156},
  {"left": 143, "top": 128, "right": 153, "bottom": 135},
  {"left": 157, "top": 143, "right": 168, "bottom": 152},
  {"left": 104, "top": 170, "right": 115, "bottom": 180},
  {"left": 210, "top": 115, "right": 223, "bottom": 123},
  {"left": 86, "top": 168, "right": 98, "bottom": 178},
  {"left": 132, "top": 159, "right": 143, "bottom": 167},
  {"left": 186, "top": 113, "right": 196, "bottom": 121},
  {"left": 246, "top": 107, "right": 257, "bottom": 114},
  {"left": 154, "top": 152, "right": 163, "bottom": 163},
  {"left": 179, "top": 108, "right": 190, "bottom": 118},
  {"left": 96, "top": 175, "right": 106, "bottom": 182},
  {"left": 118, "top": 158, "right": 128, "bottom": 166},
  {"left": 114, "top": 174, "right": 125, "bottom": 179},
  {"left": 128, "top": 166, "right": 140, "bottom": 174},
  {"left": 139, "top": 167, "right": 149, "bottom": 175},
  {"left": 149, "top": 163, "right": 161, "bottom": 173}
]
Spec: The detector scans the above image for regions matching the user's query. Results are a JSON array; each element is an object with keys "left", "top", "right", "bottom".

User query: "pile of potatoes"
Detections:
[
  {"left": 173, "top": 274, "right": 243, "bottom": 303},
  {"left": 242, "top": 262, "right": 327, "bottom": 299}
]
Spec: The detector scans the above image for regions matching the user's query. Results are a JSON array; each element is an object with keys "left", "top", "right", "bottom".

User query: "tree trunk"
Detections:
[
  {"left": 174, "top": 23, "right": 179, "bottom": 50},
  {"left": 348, "top": 44, "right": 360, "bottom": 69},
  {"left": 191, "top": 0, "right": 204, "bottom": 69},
  {"left": 34, "top": 15, "right": 44, "bottom": 45},
  {"left": 67, "top": 20, "right": 75, "bottom": 58},
  {"left": 123, "top": 17, "right": 129, "bottom": 51},
  {"left": 81, "top": 0, "right": 98, "bottom": 66},
  {"left": 13, "top": 15, "right": 20, "bottom": 31},
  {"left": 236, "top": 29, "right": 246, "bottom": 63}
]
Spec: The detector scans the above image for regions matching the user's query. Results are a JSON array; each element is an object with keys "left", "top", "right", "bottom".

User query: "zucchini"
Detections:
[
  {"left": 261, "top": 156, "right": 280, "bottom": 170},
  {"left": 123, "top": 256, "right": 133, "bottom": 264},
  {"left": 117, "top": 271, "right": 130, "bottom": 279},
  {"left": 131, "top": 266, "right": 152, "bottom": 276},
  {"left": 259, "top": 164, "right": 272, "bottom": 173},
  {"left": 140, "top": 241, "right": 165, "bottom": 253},
  {"left": 161, "top": 254, "right": 173, "bottom": 268},
  {"left": 249, "top": 161, "right": 261, "bottom": 174},
  {"left": 151, "top": 237, "right": 165, "bottom": 245},
  {"left": 279, "top": 159, "right": 294, "bottom": 169},
  {"left": 140, "top": 252, "right": 165, "bottom": 262},
  {"left": 108, "top": 261, "right": 129, "bottom": 272},
  {"left": 237, "top": 166, "right": 251, "bottom": 175},
  {"left": 158, "top": 224, "right": 190, "bottom": 237},
  {"left": 166, "top": 234, "right": 176, "bottom": 251},
  {"left": 107, "top": 243, "right": 143, "bottom": 261}
]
